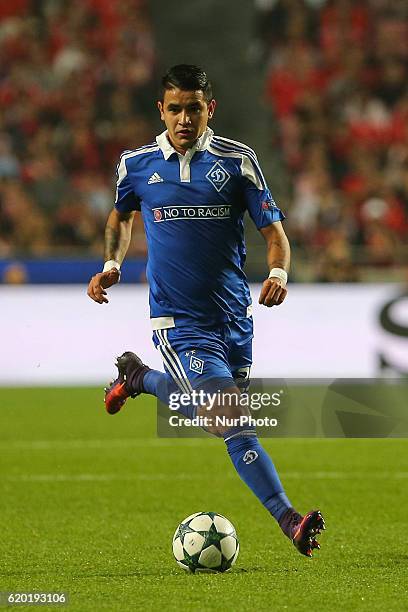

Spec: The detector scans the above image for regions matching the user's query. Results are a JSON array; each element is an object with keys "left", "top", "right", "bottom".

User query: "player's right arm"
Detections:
[{"left": 87, "top": 209, "right": 135, "bottom": 304}]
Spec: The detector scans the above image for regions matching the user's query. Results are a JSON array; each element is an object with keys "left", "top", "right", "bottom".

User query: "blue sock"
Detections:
[
  {"left": 224, "top": 432, "right": 291, "bottom": 521},
  {"left": 143, "top": 370, "right": 197, "bottom": 419},
  {"left": 143, "top": 369, "right": 170, "bottom": 404}
]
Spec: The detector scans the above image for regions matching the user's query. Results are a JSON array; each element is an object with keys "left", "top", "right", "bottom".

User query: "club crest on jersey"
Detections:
[
  {"left": 189, "top": 356, "right": 204, "bottom": 374},
  {"left": 206, "top": 161, "right": 231, "bottom": 192}
]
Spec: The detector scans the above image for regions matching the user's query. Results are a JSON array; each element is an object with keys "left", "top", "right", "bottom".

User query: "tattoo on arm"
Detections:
[
  {"left": 266, "top": 236, "right": 290, "bottom": 272},
  {"left": 104, "top": 211, "right": 134, "bottom": 263},
  {"left": 104, "top": 226, "right": 120, "bottom": 261}
]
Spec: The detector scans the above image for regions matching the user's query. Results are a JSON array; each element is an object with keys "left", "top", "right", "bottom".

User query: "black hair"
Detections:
[{"left": 160, "top": 64, "right": 213, "bottom": 102}]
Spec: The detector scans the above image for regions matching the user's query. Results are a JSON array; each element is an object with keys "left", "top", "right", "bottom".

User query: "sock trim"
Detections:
[{"left": 224, "top": 429, "right": 257, "bottom": 442}]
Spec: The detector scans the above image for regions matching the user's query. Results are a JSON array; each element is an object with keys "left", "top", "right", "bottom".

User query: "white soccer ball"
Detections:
[{"left": 172, "top": 511, "right": 239, "bottom": 573}]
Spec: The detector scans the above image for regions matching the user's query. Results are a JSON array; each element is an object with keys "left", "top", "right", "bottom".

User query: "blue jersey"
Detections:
[{"left": 115, "top": 127, "right": 284, "bottom": 327}]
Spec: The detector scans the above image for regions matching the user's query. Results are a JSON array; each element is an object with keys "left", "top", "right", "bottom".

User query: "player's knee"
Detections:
[
  {"left": 197, "top": 386, "right": 249, "bottom": 437},
  {"left": 214, "top": 404, "right": 251, "bottom": 437}
]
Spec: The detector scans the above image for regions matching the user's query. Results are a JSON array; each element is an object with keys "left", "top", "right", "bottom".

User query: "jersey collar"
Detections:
[{"left": 156, "top": 127, "right": 214, "bottom": 160}]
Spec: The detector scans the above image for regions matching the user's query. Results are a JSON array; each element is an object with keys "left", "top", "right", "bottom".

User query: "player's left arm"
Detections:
[
  {"left": 238, "top": 152, "right": 290, "bottom": 308},
  {"left": 258, "top": 221, "right": 290, "bottom": 307}
]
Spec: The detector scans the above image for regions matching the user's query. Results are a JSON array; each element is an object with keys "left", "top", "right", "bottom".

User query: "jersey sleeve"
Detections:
[
  {"left": 114, "top": 153, "right": 141, "bottom": 213},
  {"left": 240, "top": 154, "right": 285, "bottom": 229}
]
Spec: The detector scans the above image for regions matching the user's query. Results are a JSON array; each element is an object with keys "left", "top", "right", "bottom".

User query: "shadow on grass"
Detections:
[
  {"left": 76, "top": 565, "right": 301, "bottom": 578},
  {"left": 0, "top": 564, "right": 305, "bottom": 580}
]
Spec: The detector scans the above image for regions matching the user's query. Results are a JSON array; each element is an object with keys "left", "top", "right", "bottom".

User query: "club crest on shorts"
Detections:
[
  {"left": 206, "top": 161, "right": 231, "bottom": 192},
  {"left": 189, "top": 355, "right": 204, "bottom": 374},
  {"left": 243, "top": 450, "right": 258, "bottom": 465}
]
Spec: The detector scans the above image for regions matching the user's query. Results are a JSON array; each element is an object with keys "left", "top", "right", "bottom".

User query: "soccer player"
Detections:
[{"left": 88, "top": 65, "right": 325, "bottom": 557}]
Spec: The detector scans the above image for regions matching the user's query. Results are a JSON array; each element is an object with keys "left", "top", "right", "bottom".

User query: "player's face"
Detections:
[{"left": 158, "top": 88, "right": 216, "bottom": 154}]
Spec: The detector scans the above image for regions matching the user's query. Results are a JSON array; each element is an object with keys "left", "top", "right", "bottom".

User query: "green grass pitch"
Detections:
[{"left": 1, "top": 388, "right": 407, "bottom": 611}]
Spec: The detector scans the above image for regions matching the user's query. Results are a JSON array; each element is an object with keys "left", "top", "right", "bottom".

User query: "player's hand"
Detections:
[
  {"left": 258, "top": 277, "right": 287, "bottom": 307},
  {"left": 87, "top": 269, "right": 120, "bottom": 304}
]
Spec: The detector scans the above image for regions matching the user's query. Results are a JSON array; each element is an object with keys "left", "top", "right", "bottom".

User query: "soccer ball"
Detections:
[{"left": 172, "top": 511, "right": 239, "bottom": 573}]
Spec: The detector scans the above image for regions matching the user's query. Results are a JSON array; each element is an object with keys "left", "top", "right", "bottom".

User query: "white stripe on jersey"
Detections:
[
  {"left": 207, "top": 144, "right": 264, "bottom": 191},
  {"left": 212, "top": 135, "right": 257, "bottom": 156},
  {"left": 119, "top": 142, "right": 156, "bottom": 158},
  {"left": 115, "top": 146, "right": 160, "bottom": 204},
  {"left": 116, "top": 146, "right": 160, "bottom": 188},
  {"left": 211, "top": 136, "right": 267, "bottom": 189}
]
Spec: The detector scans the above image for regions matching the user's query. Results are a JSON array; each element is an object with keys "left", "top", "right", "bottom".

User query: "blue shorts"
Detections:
[{"left": 152, "top": 317, "right": 253, "bottom": 396}]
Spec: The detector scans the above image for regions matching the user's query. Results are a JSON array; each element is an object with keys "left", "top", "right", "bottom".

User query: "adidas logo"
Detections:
[{"left": 147, "top": 172, "right": 164, "bottom": 185}]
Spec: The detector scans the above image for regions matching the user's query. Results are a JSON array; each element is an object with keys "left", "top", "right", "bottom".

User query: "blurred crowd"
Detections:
[
  {"left": 0, "top": 0, "right": 154, "bottom": 260},
  {"left": 1, "top": 1, "right": 407, "bottom": 283},
  {"left": 254, "top": 0, "right": 407, "bottom": 280}
]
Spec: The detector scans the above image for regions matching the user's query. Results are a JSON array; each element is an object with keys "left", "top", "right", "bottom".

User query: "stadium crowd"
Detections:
[
  {"left": 255, "top": 0, "right": 407, "bottom": 280},
  {"left": 0, "top": 0, "right": 407, "bottom": 282},
  {"left": 0, "top": 0, "right": 154, "bottom": 260}
]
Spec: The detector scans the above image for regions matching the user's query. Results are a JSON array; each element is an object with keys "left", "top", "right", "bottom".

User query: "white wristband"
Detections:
[
  {"left": 103, "top": 260, "right": 121, "bottom": 273},
  {"left": 268, "top": 268, "right": 287, "bottom": 285}
]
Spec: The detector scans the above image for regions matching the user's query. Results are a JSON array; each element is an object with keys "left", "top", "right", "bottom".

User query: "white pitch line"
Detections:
[
  {"left": 2, "top": 438, "right": 406, "bottom": 451},
  {"left": 283, "top": 471, "right": 408, "bottom": 479},
  {"left": 0, "top": 438, "right": 215, "bottom": 450},
  {"left": 2, "top": 473, "right": 194, "bottom": 482},
  {"left": 2, "top": 471, "right": 408, "bottom": 483}
]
